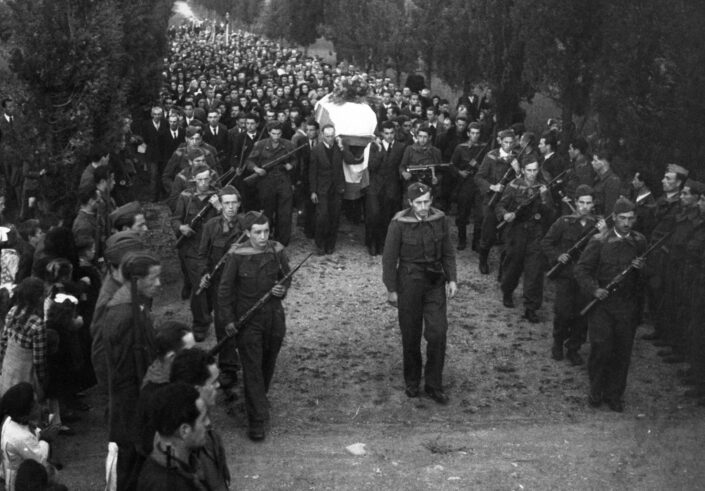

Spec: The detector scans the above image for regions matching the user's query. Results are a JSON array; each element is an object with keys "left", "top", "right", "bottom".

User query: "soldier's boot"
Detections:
[
  {"left": 471, "top": 222, "right": 481, "bottom": 251},
  {"left": 566, "top": 350, "right": 584, "bottom": 366},
  {"left": 551, "top": 341, "right": 564, "bottom": 361},
  {"left": 478, "top": 249, "right": 490, "bottom": 275},
  {"left": 457, "top": 226, "right": 467, "bottom": 251}
]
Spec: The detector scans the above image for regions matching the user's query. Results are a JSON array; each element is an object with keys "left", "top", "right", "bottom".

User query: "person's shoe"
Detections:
[
  {"left": 315, "top": 247, "right": 325, "bottom": 256},
  {"left": 479, "top": 251, "right": 489, "bottom": 275},
  {"left": 325, "top": 247, "right": 334, "bottom": 255},
  {"left": 588, "top": 393, "right": 602, "bottom": 408},
  {"left": 471, "top": 236, "right": 479, "bottom": 252},
  {"left": 502, "top": 294, "right": 514, "bottom": 308},
  {"left": 606, "top": 400, "right": 624, "bottom": 413},
  {"left": 181, "top": 284, "right": 191, "bottom": 300},
  {"left": 663, "top": 354, "right": 685, "bottom": 364},
  {"left": 457, "top": 240, "right": 467, "bottom": 251},
  {"left": 641, "top": 332, "right": 660, "bottom": 341},
  {"left": 248, "top": 425, "right": 266, "bottom": 441},
  {"left": 551, "top": 342, "right": 564, "bottom": 361},
  {"left": 566, "top": 351, "right": 584, "bottom": 366},
  {"left": 405, "top": 385, "right": 420, "bottom": 398},
  {"left": 424, "top": 386, "right": 449, "bottom": 405},
  {"left": 367, "top": 245, "right": 378, "bottom": 256},
  {"left": 524, "top": 309, "right": 540, "bottom": 323}
]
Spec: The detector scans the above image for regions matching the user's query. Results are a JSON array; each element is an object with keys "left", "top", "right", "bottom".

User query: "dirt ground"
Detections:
[{"left": 58, "top": 203, "right": 705, "bottom": 490}]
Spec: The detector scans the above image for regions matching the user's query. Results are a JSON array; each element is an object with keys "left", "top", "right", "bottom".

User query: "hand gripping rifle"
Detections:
[
  {"left": 175, "top": 171, "right": 240, "bottom": 248},
  {"left": 496, "top": 168, "right": 570, "bottom": 232},
  {"left": 243, "top": 143, "right": 307, "bottom": 185},
  {"left": 194, "top": 210, "right": 265, "bottom": 295},
  {"left": 579, "top": 232, "right": 672, "bottom": 316},
  {"left": 486, "top": 143, "right": 529, "bottom": 208},
  {"left": 208, "top": 252, "right": 313, "bottom": 356},
  {"left": 545, "top": 216, "right": 613, "bottom": 279}
]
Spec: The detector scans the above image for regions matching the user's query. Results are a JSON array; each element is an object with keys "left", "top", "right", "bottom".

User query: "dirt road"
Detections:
[{"left": 59, "top": 206, "right": 705, "bottom": 489}]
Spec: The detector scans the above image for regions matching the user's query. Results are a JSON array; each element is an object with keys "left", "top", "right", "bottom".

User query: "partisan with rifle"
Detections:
[
  {"left": 243, "top": 143, "right": 307, "bottom": 185},
  {"left": 485, "top": 142, "right": 531, "bottom": 208},
  {"left": 546, "top": 192, "right": 653, "bottom": 279},
  {"left": 209, "top": 252, "right": 313, "bottom": 356},
  {"left": 175, "top": 170, "right": 240, "bottom": 248},
  {"left": 496, "top": 168, "right": 571, "bottom": 232},
  {"left": 194, "top": 210, "right": 265, "bottom": 295},
  {"left": 579, "top": 232, "right": 671, "bottom": 316}
]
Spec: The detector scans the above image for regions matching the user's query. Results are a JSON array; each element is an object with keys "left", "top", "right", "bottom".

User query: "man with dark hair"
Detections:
[
  {"left": 230, "top": 112, "right": 261, "bottom": 210},
  {"left": 292, "top": 118, "right": 318, "bottom": 239},
  {"left": 590, "top": 148, "right": 622, "bottom": 217},
  {"left": 496, "top": 157, "right": 553, "bottom": 323},
  {"left": 451, "top": 122, "right": 487, "bottom": 251},
  {"left": 203, "top": 110, "right": 229, "bottom": 173},
  {"left": 218, "top": 211, "right": 291, "bottom": 441},
  {"left": 382, "top": 182, "right": 457, "bottom": 404},
  {"left": 72, "top": 186, "right": 99, "bottom": 244},
  {"left": 140, "top": 106, "right": 168, "bottom": 202},
  {"left": 399, "top": 124, "right": 442, "bottom": 193},
  {"left": 162, "top": 126, "right": 218, "bottom": 198},
  {"left": 246, "top": 121, "right": 296, "bottom": 245},
  {"left": 0, "top": 98, "right": 20, "bottom": 211},
  {"left": 365, "top": 121, "right": 407, "bottom": 256},
  {"left": 475, "top": 129, "right": 520, "bottom": 274},
  {"left": 137, "top": 383, "right": 208, "bottom": 490},
  {"left": 110, "top": 201, "right": 148, "bottom": 236},
  {"left": 538, "top": 131, "right": 565, "bottom": 180},
  {"left": 542, "top": 185, "right": 605, "bottom": 364}
]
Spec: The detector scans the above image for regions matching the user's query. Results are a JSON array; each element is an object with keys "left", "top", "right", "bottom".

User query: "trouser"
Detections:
[
  {"left": 296, "top": 183, "right": 316, "bottom": 238},
  {"left": 179, "top": 248, "right": 212, "bottom": 338},
  {"left": 148, "top": 159, "right": 165, "bottom": 201},
  {"left": 315, "top": 188, "right": 342, "bottom": 252},
  {"left": 455, "top": 179, "right": 481, "bottom": 243},
  {"left": 587, "top": 302, "right": 639, "bottom": 403},
  {"left": 553, "top": 277, "right": 589, "bottom": 352},
  {"left": 479, "top": 203, "right": 500, "bottom": 251},
  {"left": 210, "top": 273, "right": 239, "bottom": 378},
  {"left": 109, "top": 385, "right": 140, "bottom": 491},
  {"left": 258, "top": 174, "right": 293, "bottom": 245},
  {"left": 236, "top": 306, "right": 285, "bottom": 426},
  {"left": 397, "top": 267, "right": 448, "bottom": 390},
  {"left": 500, "top": 222, "right": 546, "bottom": 311},
  {"left": 365, "top": 191, "right": 399, "bottom": 251},
  {"left": 646, "top": 251, "right": 667, "bottom": 335}
]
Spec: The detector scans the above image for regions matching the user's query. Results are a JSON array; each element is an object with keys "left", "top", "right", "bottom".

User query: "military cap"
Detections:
[
  {"left": 109, "top": 201, "right": 142, "bottom": 224},
  {"left": 104, "top": 231, "right": 146, "bottom": 267},
  {"left": 612, "top": 196, "right": 635, "bottom": 215},
  {"left": 191, "top": 163, "right": 211, "bottom": 176},
  {"left": 666, "top": 164, "right": 689, "bottom": 178},
  {"left": 242, "top": 210, "right": 267, "bottom": 230},
  {"left": 408, "top": 182, "right": 431, "bottom": 201},
  {"left": 574, "top": 184, "right": 594, "bottom": 199},
  {"left": 187, "top": 147, "right": 206, "bottom": 161}
]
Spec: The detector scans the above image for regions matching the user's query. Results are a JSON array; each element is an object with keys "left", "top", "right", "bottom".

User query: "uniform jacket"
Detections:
[
  {"left": 496, "top": 175, "right": 554, "bottom": 231},
  {"left": 541, "top": 213, "right": 599, "bottom": 279},
  {"left": 593, "top": 168, "right": 622, "bottom": 216},
  {"left": 162, "top": 142, "right": 218, "bottom": 194},
  {"left": 382, "top": 207, "right": 457, "bottom": 292},
  {"left": 197, "top": 214, "right": 244, "bottom": 276},
  {"left": 246, "top": 137, "right": 296, "bottom": 186},
  {"left": 474, "top": 148, "right": 515, "bottom": 203},
  {"left": 171, "top": 188, "right": 220, "bottom": 255}
]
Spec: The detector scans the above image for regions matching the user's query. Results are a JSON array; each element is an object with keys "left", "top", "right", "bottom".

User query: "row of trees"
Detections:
[
  {"left": 0, "top": 0, "right": 172, "bottom": 204},
  {"left": 202, "top": 0, "right": 704, "bottom": 179}
]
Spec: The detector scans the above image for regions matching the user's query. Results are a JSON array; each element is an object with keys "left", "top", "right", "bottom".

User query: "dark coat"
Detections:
[{"left": 309, "top": 142, "right": 346, "bottom": 195}]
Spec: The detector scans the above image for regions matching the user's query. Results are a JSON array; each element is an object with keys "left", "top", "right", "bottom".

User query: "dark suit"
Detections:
[
  {"left": 161, "top": 127, "right": 185, "bottom": 163},
  {"left": 230, "top": 131, "right": 260, "bottom": 211},
  {"left": 366, "top": 140, "right": 407, "bottom": 254},
  {"left": 292, "top": 131, "right": 316, "bottom": 238},
  {"left": 140, "top": 118, "right": 168, "bottom": 201},
  {"left": 309, "top": 142, "right": 346, "bottom": 253},
  {"left": 202, "top": 123, "right": 229, "bottom": 174},
  {"left": 0, "top": 114, "right": 20, "bottom": 208}
]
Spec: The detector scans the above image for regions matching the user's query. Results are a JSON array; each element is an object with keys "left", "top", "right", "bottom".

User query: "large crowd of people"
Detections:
[{"left": 0, "top": 18, "right": 702, "bottom": 490}]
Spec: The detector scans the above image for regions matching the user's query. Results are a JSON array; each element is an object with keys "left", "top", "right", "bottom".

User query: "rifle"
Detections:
[
  {"left": 486, "top": 144, "right": 529, "bottom": 208},
  {"left": 496, "top": 169, "right": 570, "bottom": 232},
  {"left": 579, "top": 232, "right": 672, "bottom": 316},
  {"left": 243, "top": 143, "right": 307, "bottom": 185},
  {"left": 545, "top": 215, "right": 613, "bottom": 279},
  {"left": 175, "top": 171, "right": 240, "bottom": 248},
  {"left": 209, "top": 252, "right": 313, "bottom": 356},
  {"left": 194, "top": 210, "right": 264, "bottom": 295}
]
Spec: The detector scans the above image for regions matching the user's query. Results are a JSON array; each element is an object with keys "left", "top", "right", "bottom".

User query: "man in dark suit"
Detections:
[
  {"left": 162, "top": 113, "right": 185, "bottom": 162},
  {"left": 140, "top": 106, "right": 168, "bottom": 202},
  {"left": 230, "top": 112, "right": 261, "bottom": 211},
  {"left": 202, "top": 110, "right": 229, "bottom": 174},
  {"left": 291, "top": 118, "right": 319, "bottom": 239},
  {"left": 366, "top": 121, "right": 407, "bottom": 255},
  {"left": 309, "top": 124, "right": 348, "bottom": 255},
  {"left": 0, "top": 98, "right": 20, "bottom": 211}
]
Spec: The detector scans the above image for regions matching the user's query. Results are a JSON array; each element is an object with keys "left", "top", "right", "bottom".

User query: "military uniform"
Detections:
[
  {"left": 542, "top": 213, "right": 598, "bottom": 358},
  {"left": 496, "top": 175, "right": 553, "bottom": 317},
  {"left": 474, "top": 148, "right": 516, "bottom": 269},
  {"left": 198, "top": 214, "right": 244, "bottom": 383},
  {"left": 246, "top": 138, "right": 296, "bottom": 245},
  {"left": 575, "top": 228, "right": 647, "bottom": 408},
  {"left": 162, "top": 142, "right": 218, "bottom": 201},
  {"left": 450, "top": 141, "right": 486, "bottom": 250},
  {"left": 171, "top": 188, "right": 220, "bottom": 339},
  {"left": 399, "top": 143, "right": 442, "bottom": 194},
  {"left": 382, "top": 206, "right": 457, "bottom": 396},
  {"left": 217, "top": 240, "right": 290, "bottom": 435}
]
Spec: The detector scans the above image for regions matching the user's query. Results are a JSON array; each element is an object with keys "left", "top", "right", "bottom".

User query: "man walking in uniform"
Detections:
[{"left": 382, "top": 182, "right": 458, "bottom": 404}]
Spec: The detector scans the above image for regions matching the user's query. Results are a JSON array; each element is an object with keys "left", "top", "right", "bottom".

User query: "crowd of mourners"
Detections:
[{"left": 0, "top": 17, "right": 702, "bottom": 490}]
